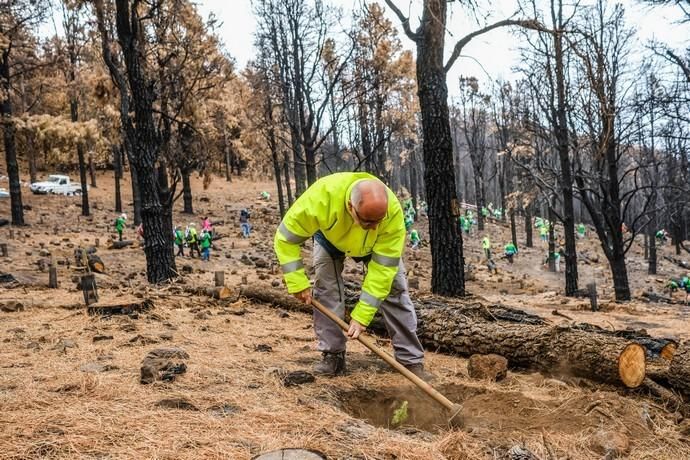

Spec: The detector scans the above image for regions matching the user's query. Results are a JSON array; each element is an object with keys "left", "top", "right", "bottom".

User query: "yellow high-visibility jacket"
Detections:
[{"left": 273, "top": 172, "right": 405, "bottom": 326}]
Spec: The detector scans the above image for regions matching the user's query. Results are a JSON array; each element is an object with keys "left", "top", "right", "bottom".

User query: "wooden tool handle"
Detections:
[{"left": 310, "top": 298, "right": 456, "bottom": 412}]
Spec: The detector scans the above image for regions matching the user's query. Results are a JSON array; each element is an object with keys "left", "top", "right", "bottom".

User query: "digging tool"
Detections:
[{"left": 310, "top": 298, "right": 464, "bottom": 426}]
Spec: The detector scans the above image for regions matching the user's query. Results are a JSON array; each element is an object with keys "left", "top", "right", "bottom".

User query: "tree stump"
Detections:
[
  {"left": 95, "top": 238, "right": 99, "bottom": 248},
  {"left": 81, "top": 274, "right": 99, "bottom": 305},
  {"left": 0, "top": 243, "right": 7, "bottom": 257},
  {"left": 587, "top": 282, "right": 598, "bottom": 312},
  {"left": 48, "top": 266, "right": 58, "bottom": 288},
  {"left": 214, "top": 271, "right": 225, "bottom": 287},
  {"left": 88, "top": 254, "right": 105, "bottom": 273}
]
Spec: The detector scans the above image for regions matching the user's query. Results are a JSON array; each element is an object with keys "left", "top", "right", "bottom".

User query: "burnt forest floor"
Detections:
[{"left": 1, "top": 172, "right": 689, "bottom": 459}]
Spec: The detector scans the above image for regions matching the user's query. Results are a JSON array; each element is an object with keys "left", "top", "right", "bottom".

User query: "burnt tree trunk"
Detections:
[
  {"left": 647, "top": 225, "right": 656, "bottom": 275},
  {"left": 68, "top": 30, "right": 90, "bottom": 217},
  {"left": 510, "top": 210, "right": 517, "bottom": 248},
  {"left": 266, "top": 90, "right": 286, "bottom": 217},
  {"left": 76, "top": 142, "right": 90, "bottom": 216},
  {"left": 181, "top": 171, "right": 193, "bottom": 214},
  {"left": 1, "top": 49, "right": 24, "bottom": 226},
  {"left": 525, "top": 206, "right": 533, "bottom": 248},
  {"left": 413, "top": 1, "right": 464, "bottom": 296},
  {"left": 115, "top": 0, "right": 175, "bottom": 283},
  {"left": 28, "top": 136, "right": 37, "bottom": 183},
  {"left": 114, "top": 145, "right": 122, "bottom": 213},
  {"left": 304, "top": 141, "right": 317, "bottom": 186},
  {"left": 283, "top": 151, "right": 293, "bottom": 207},
  {"left": 610, "top": 250, "right": 631, "bottom": 301},
  {"left": 548, "top": 205, "right": 556, "bottom": 272},
  {"left": 157, "top": 161, "right": 173, "bottom": 249},
  {"left": 552, "top": 13, "right": 578, "bottom": 296},
  {"left": 129, "top": 161, "right": 142, "bottom": 225},
  {"left": 89, "top": 153, "right": 97, "bottom": 187},
  {"left": 473, "top": 168, "right": 485, "bottom": 231}
]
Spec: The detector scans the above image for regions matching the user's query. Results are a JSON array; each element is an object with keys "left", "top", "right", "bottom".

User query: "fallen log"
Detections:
[
  {"left": 571, "top": 323, "right": 677, "bottom": 361},
  {"left": 240, "top": 285, "right": 307, "bottom": 311},
  {"left": 572, "top": 323, "right": 678, "bottom": 361},
  {"left": 241, "top": 284, "right": 645, "bottom": 388},
  {"left": 668, "top": 343, "right": 690, "bottom": 397},
  {"left": 185, "top": 286, "right": 234, "bottom": 300},
  {"left": 108, "top": 240, "right": 134, "bottom": 250},
  {"left": 641, "top": 290, "right": 674, "bottom": 304},
  {"left": 420, "top": 307, "right": 645, "bottom": 388},
  {"left": 664, "top": 255, "right": 690, "bottom": 270},
  {"left": 87, "top": 299, "right": 153, "bottom": 316}
]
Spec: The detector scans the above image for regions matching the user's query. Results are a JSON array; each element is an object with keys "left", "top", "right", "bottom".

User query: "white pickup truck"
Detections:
[{"left": 30, "top": 175, "right": 84, "bottom": 196}]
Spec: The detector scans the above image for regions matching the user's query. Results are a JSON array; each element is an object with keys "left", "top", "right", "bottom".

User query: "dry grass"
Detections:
[
  {"left": 1, "top": 173, "right": 690, "bottom": 459},
  {"left": 2, "top": 295, "right": 689, "bottom": 459}
]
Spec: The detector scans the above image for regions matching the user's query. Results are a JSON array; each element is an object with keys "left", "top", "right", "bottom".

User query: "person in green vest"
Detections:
[
  {"left": 458, "top": 215, "right": 468, "bottom": 234},
  {"left": 539, "top": 224, "right": 549, "bottom": 244},
  {"left": 481, "top": 235, "right": 491, "bottom": 260},
  {"left": 481, "top": 206, "right": 489, "bottom": 218},
  {"left": 404, "top": 213, "right": 414, "bottom": 232},
  {"left": 114, "top": 213, "right": 127, "bottom": 241},
  {"left": 577, "top": 223, "right": 586, "bottom": 239},
  {"left": 409, "top": 228, "right": 421, "bottom": 250},
  {"left": 273, "top": 172, "right": 432, "bottom": 381},
  {"left": 504, "top": 242, "right": 517, "bottom": 263},
  {"left": 535, "top": 217, "right": 544, "bottom": 229},
  {"left": 656, "top": 229, "right": 668, "bottom": 245},
  {"left": 186, "top": 223, "right": 200, "bottom": 258},
  {"left": 463, "top": 215, "right": 471, "bottom": 234},
  {"left": 174, "top": 226, "right": 185, "bottom": 257},
  {"left": 199, "top": 229, "right": 212, "bottom": 261}
]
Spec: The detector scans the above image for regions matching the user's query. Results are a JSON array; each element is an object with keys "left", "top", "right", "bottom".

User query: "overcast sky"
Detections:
[{"left": 195, "top": 0, "right": 687, "bottom": 98}]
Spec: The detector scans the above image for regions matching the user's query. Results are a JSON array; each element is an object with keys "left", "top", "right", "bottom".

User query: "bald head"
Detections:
[{"left": 350, "top": 180, "right": 388, "bottom": 228}]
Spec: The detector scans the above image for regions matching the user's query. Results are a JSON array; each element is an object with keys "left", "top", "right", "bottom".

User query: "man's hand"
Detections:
[
  {"left": 293, "top": 288, "right": 312, "bottom": 305},
  {"left": 347, "top": 319, "right": 366, "bottom": 339}
]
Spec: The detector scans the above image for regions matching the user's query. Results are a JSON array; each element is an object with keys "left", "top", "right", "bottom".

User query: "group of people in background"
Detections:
[
  {"left": 114, "top": 202, "right": 261, "bottom": 263},
  {"left": 173, "top": 217, "right": 213, "bottom": 260},
  {"left": 403, "top": 197, "right": 425, "bottom": 250}
]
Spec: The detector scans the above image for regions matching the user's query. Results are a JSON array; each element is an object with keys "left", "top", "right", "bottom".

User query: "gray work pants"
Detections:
[{"left": 311, "top": 242, "right": 424, "bottom": 365}]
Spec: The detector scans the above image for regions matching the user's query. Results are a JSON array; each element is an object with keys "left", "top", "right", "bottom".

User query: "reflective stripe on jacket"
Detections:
[{"left": 273, "top": 172, "right": 405, "bottom": 326}]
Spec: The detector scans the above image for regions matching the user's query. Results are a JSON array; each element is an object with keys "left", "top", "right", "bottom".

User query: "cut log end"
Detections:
[
  {"left": 661, "top": 342, "right": 678, "bottom": 362},
  {"left": 619, "top": 343, "right": 646, "bottom": 388},
  {"left": 211, "top": 286, "right": 232, "bottom": 300}
]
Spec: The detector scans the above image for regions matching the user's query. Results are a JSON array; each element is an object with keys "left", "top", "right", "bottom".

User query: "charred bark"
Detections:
[
  {"left": 181, "top": 171, "right": 193, "bottom": 214},
  {"left": 414, "top": 2, "right": 465, "bottom": 296},
  {"left": 1, "top": 49, "right": 24, "bottom": 226}
]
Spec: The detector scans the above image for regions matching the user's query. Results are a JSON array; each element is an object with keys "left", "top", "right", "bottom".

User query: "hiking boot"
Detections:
[
  {"left": 405, "top": 363, "right": 435, "bottom": 383},
  {"left": 313, "top": 351, "right": 346, "bottom": 376}
]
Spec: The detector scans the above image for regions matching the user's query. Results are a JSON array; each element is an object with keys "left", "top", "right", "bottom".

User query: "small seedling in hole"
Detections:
[{"left": 391, "top": 400, "right": 409, "bottom": 426}]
